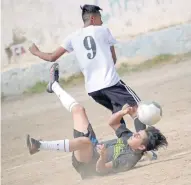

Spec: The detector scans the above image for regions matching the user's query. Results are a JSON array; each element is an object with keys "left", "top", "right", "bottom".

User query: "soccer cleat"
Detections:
[
  {"left": 150, "top": 151, "right": 158, "bottom": 160},
  {"left": 47, "top": 63, "right": 59, "bottom": 93},
  {"left": 26, "top": 134, "right": 41, "bottom": 155},
  {"left": 144, "top": 151, "right": 158, "bottom": 161}
]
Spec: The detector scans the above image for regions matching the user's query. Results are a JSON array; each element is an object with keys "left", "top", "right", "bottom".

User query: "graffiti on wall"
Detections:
[
  {"left": 94, "top": 0, "right": 130, "bottom": 23},
  {"left": 10, "top": 44, "right": 26, "bottom": 56},
  {"left": 94, "top": 0, "right": 164, "bottom": 24}
]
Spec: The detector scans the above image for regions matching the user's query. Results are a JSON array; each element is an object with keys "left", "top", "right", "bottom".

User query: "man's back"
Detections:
[{"left": 62, "top": 26, "right": 120, "bottom": 93}]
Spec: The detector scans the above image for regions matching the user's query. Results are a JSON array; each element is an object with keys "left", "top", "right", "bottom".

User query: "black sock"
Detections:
[{"left": 134, "top": 117, "right": 146, "bottom": 132}]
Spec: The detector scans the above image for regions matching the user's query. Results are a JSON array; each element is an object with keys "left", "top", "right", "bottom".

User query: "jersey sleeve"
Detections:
[
  {"left": 61, "top": 34, "right": 74, "bottom": 52},
  {"left": 115, "top": 124, "right": 133, "bottom": 138},
  {"left": 104, "top": 27, "right": 117, "bottom": 46}
]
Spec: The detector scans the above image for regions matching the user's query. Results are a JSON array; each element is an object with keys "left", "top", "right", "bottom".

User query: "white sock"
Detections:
[
  {"left": 52, "top": 82, "right": 79, "bottom": 112},
  {"left": 40, "top": 139, "right": 70, "bottom": 152}
]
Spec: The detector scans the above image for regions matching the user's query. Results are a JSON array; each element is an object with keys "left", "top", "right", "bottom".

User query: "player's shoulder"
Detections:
[{"left": 94, "top": 26, "right": 115, "bottom": 40}]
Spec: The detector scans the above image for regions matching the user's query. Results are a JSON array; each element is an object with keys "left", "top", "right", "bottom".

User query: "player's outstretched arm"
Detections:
[
  {"left": 29, "top": 43, "right": 67, "bottom": 62},
  {"left": 108, "top": 110, "right": 124, "bottom": 131},
  {"left": 108, "top": 104, "right": 132, "bottom": 131}
]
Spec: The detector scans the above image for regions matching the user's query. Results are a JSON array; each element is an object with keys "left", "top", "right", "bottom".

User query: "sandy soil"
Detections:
[{"left": 2, "top": 60, "right": 191, "bottom": 185}]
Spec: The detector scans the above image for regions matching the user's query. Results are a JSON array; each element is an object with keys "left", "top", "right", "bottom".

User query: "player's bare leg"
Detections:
[
  {"left": 71, "top": 104, "right": 95, "bottom": 163},
  {"left": 27, "top": 105, "right": 93, "bottom": 163},
  {"left": 27, "top": 63, "right": 95, "bottom": 163}
]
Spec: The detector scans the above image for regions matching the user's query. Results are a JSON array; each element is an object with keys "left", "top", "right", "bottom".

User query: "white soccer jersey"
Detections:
[{"left": 61, "top": 26, "right": 120, "bottom": 93}]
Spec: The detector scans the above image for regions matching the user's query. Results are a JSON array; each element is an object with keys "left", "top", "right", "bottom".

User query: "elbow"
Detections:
[
  {"left": 49, "top": 53, "right": 60, "bottom": 62},
  {"left": 108, "top": 121, "right": 113, "bottom": 127},
  {"left": 96, "top": 167, "right": 106, "bottom": 174},
  {"left": 108, "top": 120, "right": 119, "bottom": 130},
  {"left": 96, "top": 166, "right": 110, "bottom": 175},
  {"left": 96, "top": 167, "right": 101, "bottom": 173},
  {"left": 49, "top": 58, "right": 54, "bottom": 62},
  {"left": 49, "top": 55, "right": 56, "bottom": 62}
]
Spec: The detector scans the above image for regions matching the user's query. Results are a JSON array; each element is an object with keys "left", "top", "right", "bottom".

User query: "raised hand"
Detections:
[{"left": 29, "top": 43, "right": 40, "bottom": 56}]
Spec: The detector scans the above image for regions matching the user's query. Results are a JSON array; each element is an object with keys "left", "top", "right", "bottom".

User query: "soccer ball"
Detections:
[{"left": 137, "top": 101, "right": 162, "bottom": 126}]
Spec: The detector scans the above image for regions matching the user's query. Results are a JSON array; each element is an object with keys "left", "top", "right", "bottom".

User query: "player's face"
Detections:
[{"left": 129, "top": 130, "right": 147, "bottom": 150}]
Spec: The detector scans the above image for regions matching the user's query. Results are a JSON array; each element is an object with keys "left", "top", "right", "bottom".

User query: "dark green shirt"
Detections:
[{"left": 101, "top": 125, "right": 143, "bottom": 172}]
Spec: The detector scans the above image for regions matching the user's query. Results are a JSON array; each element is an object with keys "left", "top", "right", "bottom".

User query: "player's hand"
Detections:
[
  {"left": 121, "top": 104, "right": 133, "bottom": 115},
  {"left": 29, "top": 43, "right": 40, "bottom": 56},
  {"left": 97, "top": 144, "right": 107, "bottom": 158}
]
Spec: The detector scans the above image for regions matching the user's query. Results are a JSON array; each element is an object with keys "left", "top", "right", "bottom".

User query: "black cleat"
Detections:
[
  {"left": 47, "top": 63, "right": 59, "bottom": 93},
  {"left": 26, "top": 134, "right": 41, "bottom": 155}
]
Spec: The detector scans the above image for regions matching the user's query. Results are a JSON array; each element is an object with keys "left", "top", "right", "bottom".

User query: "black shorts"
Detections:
[
  {"left": 72, "top": 124, "right": 99, "bottom": 179},
  {"left": 88, "top": 80, "right": 141, "bottom": 114}
]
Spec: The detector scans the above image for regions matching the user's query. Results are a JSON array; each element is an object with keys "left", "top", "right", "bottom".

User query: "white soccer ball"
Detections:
[{"left": 137, "top": 101, "right": 162, "bottom": 126}]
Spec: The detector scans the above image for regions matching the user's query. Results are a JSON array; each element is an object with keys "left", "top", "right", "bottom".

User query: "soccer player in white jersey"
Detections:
[{"left": 29, "top": 4, "right": 157, "bottom": 160}]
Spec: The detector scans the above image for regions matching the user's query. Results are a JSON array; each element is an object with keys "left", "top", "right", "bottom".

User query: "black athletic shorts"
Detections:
[
  {"left": 88, "top": 80, "right": 141, "bottom": 114},
  {"left": 72, "top": 124, "right": 99, "bottom": 179}
]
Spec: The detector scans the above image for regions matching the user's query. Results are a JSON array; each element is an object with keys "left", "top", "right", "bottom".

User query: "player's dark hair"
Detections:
[
  {"left": 144, "top": 126, "right": 168, "bottom": 152},
  {"left": 80, "top": 4, "right": 102, "bottom": 23}
]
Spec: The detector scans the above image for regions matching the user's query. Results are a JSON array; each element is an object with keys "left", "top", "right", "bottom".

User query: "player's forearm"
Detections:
[
  {"left": 35, "top": 51, "right": 56, "bottom": 62},
  {"left": 112, "top": 55, "right": 117, "bottom": 64},
  {"left": 96, "top": 156, "right": 107, "bottom": 173},
  {"left": 113, "top": 58, "right": 117, "bottom": 64},
  {"left": 108, "top": 110, "right": 124, "bottom": 127}
]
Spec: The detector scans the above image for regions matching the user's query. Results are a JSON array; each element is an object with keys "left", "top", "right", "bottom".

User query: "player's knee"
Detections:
[
  {"left": 78, "top": 137, "right": 91, "bottom": 145},
  {"left": 72, "top": 104, "right": 85, "bottom": 114}
]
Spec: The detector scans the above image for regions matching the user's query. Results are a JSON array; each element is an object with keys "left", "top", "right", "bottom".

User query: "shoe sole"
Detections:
[
  {"left": 26, "top": 134, "right": 32, "bottom": 154},
  {"left": 50, "top": 63, "right": 59, "bottom": 82},
  {"left": 26, "top": 134, "right": 39, "bottom": 155},
  {"left": 47, "top": 63, "right": 59, "bottom": 93}
]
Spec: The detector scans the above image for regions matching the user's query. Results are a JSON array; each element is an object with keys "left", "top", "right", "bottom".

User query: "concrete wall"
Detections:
[
  {"left": 2, "top": 23, "right": 191, "bottom": 97},
  {"left": 1, "top": 0, "right": 191, "bottom": 69}
]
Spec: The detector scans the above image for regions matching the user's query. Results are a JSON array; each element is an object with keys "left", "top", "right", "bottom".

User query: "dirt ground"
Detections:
[{"left": 2, "top": 60, "right": 191, "bottom": 185}]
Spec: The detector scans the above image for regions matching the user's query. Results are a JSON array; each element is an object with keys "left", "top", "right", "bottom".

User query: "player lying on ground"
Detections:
[{"left": 27, "top": 64, "right": 168, "bottom": 179}]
